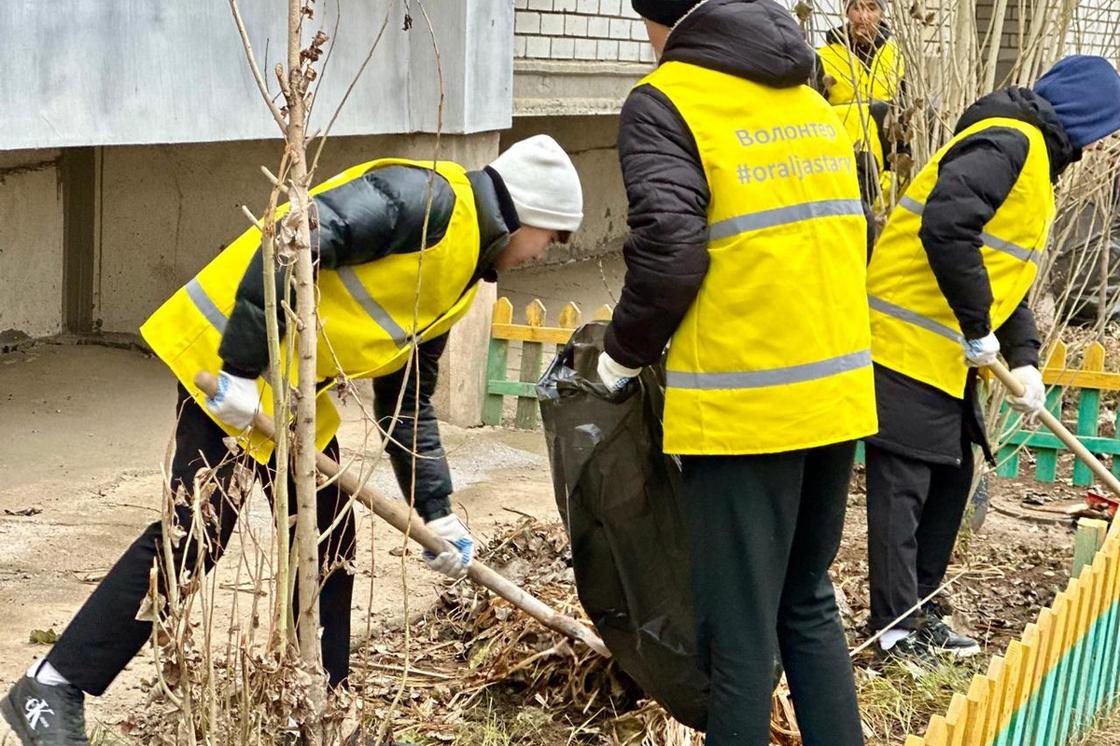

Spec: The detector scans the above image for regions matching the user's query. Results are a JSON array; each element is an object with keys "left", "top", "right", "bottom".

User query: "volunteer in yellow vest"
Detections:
[
  {"left": 863, "top": 57, "right": 1120, "bottom": 662},
  {"left": 599, "top": 1, "right": 876, "bottom": 743},
  {"left": 817, "top": 0, "right": 904, "bottom": 107},
  {"left": 1, "top": 136, "right": 584, "bottom": 745},
  {"left": 816, "top": 0, "right": 907, "bottom": 211}
]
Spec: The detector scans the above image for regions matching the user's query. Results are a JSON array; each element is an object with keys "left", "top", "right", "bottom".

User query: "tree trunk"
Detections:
[{"left": 285, "top": 1, "right": 326, "bottom": 738}]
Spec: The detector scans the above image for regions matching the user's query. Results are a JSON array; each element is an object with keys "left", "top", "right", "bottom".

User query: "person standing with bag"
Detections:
[{"left": 597, "top": 1, "right": 877, "bottom": 743}]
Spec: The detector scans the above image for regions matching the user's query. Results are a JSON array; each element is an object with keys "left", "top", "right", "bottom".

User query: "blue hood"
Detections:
[{"left": 1034, "top": 55, "right": 1120, "bottom": 149}]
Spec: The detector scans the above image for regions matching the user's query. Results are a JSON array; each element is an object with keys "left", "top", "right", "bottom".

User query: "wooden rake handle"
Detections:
[
  {"left": 194, "top": 372, "right": 609, "bottom": 657},
  {"left": 988, "top": 360, "right": 1120, "bottom": 506}
]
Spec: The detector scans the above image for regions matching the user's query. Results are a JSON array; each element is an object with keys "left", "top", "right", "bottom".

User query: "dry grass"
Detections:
[
  {"left": 1071, "top": 698, "right": 1120, "bottom": 745},
  {"left": 855, "top": 659, "right": 982, "bottom": 744}
]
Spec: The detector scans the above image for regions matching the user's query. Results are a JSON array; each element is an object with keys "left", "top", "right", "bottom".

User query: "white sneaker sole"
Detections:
[{"left": 942, "top": 644, "right": 982, "bottom": 659}]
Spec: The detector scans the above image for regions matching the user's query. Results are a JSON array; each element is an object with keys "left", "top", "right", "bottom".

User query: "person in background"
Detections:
[
  {"left": 600, "top": 1, "right": 877, "bottom": 743},
  {"left": 817, "top": 0, "right": 908, "bottom": 213},
  {"left": 1, "top": 136, "right": 584, "bottom": 746},
  {"left": 863, "top": 56, "right": 1120, "bottom": 660},
  {"left": 818, "top": 0, "right": 904, "bottom": 107}
]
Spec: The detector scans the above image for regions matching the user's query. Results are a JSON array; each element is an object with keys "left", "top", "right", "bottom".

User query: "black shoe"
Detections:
[
  {"left": 920, "top": 616, "right": 981, "bottom": 658},
  {"left": 876, "top": 632, "right": 937, "bottom": 664},
  {"left": 1, "top": 676, "right": 89, "bottom": 745}
]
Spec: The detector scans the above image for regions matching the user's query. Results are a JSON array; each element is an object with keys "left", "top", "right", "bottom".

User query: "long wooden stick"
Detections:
[
  {"left": 195, "top": 372, "right": 609, "bottom": 657},
  {"left": 989, "top": 361, "right": 1120, "bottom": 507}
]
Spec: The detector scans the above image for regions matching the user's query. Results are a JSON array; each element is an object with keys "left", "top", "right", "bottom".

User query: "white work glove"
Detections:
[
  {"left": 597, "top": 351, "right": 641, "bottom": 393},
  {"left": 204, "top": 371, "right": 261, "bottom": 430},
  {"left": 962, "top": 333, "right": 1001, "bottom": 368},
  {"left": 1007, "top": 365, "right": 1046, "bottom": 416},
  {"left": 423, "top": 514, "right": 474, "bottom": 580}
]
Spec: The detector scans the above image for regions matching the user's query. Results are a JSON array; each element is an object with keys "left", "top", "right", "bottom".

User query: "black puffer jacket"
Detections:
[
  {"left": 217, "top": 164, "right": 520, "bottom": 519},
  {"left": 870, "top": 88, "right": 1080, "bottom": 466},
  {"left": 605, "top": 0, "right": 863, "bottom": 368}
]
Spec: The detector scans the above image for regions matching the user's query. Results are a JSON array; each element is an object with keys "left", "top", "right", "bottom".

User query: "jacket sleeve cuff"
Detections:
[
  {"left": 417, "top": 496, "right": 452, "bottom": 522},
  {"left": 603, "top": 323, "right": 649, "bottom": 370},
  {"left": 220, "top": 362, "right": 263, "bottom": 380},
  {"left": 1004, "top": 346, "right": 1041, "bottom": 370},
  {"left": 959, "top": 321, "right": 992, "bottom": 341}
]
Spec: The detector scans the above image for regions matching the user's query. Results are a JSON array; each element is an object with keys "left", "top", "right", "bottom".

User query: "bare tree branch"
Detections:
[
  {"left": 228, "top": 0, "right": 288, "bottom": 132},
  {"left": 309, "top": 2, "right": 395, "bottom": 178}
]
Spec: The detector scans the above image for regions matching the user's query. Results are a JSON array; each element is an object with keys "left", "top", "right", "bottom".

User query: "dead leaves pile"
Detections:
[{"left": 351, "top": 518, "right": 646, "bottom": 743}]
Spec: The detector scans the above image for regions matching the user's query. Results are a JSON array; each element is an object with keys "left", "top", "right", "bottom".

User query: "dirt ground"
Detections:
[
  {"left": 0, "top": 342, "right": 1095, "bottom": 744},
  {"left": 837, "top": 467, "right": 1078, "bottom": 656},
  {"left": 0, "top": 343, "right": 561, "bottom": 740}
]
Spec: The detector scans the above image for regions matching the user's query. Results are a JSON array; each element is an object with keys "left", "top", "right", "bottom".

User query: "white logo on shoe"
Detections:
[{"left": 23, "top": 697, "right": 54, "bottom": 730}]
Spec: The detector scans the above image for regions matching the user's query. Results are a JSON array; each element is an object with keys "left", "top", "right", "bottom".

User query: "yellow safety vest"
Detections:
[
  {"left": 867, "top": 117, "right": 1055, "bottom": 398},
  {"left": 834, "top": 101, "right": 897, "bottom": 209},
  {"left": 819, "top": 36, "right": 904, "bottom": 106},
  {"left": 141, "top": 159, "right": 481, "bottom": 461},
  {"left": 639, "top": 61, "right": 878, "bottom": 455}
]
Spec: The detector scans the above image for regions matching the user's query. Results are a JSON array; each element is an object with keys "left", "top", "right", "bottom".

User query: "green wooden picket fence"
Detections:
[
  {"left": 482, "top": 297, "right": 611, "bottom": 429},
  {"left": 998, "top": 340, "right": 1120, "bottom": 485}
]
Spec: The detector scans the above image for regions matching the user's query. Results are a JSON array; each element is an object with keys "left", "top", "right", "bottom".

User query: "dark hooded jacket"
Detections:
[
  {"left": 869, "top": 88, "right": 1080, "bottom": 466},
  {"left": 605, "top": 0, "right": 872, "bottom": 368},
  {"left": 216, "top": 164, "right": 520, "bottom": 520}
]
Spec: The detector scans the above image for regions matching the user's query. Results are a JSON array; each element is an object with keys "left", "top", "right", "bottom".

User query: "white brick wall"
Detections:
[
  {"left": 512, "top": 0, "right": 857, "bottom": 63},
  {"left": 515, "top": 0, "right": 841, "bottom": 63},
  {"left": 514, "top": 0, "right": 1119, "bottom": 69},
  {"left": 515, "top": 0, "right": 653, "bottom": 62}
]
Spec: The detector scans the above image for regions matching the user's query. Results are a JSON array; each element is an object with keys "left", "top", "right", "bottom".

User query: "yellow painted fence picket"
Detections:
[{"left": 905, "top": 520, "right": 1120, "bottom": 745}]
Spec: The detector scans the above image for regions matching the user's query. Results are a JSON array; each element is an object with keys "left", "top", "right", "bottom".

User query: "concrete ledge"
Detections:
[{"left": 513, "top": 60, "right": 651, "bottom": 116}]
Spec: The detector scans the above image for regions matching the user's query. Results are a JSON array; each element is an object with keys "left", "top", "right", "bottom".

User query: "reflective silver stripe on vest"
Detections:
[
  {"left": 868, "top": 295, "right": 963, "bottom": 343},
  {"left": 897, "top": 197, "right": 1038, "bottom": 265},
  {"left": 666, "top": 349, "right": 872, "bottom": 391},
  {"left": 980, "top": 231, "right": 1039, "bottom": 265},
  {"left": 899, "top": 195, "right": 924, "bottom": 215},
  {"left": 337, "top": 267, "right": 410, "bottom": 346},
  {"left": 186, "top": 278, "right": 228, "bottom": 334},
  {"left": 708, "top": 199, "right": 865, "bottom": 242}
]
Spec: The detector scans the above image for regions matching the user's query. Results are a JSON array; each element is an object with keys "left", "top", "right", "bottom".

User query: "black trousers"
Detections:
[
  {"left": 865, "top": 442, "right": 973, "bottom": 632},
  {"left": 47, "top": 386, "right": 357, "bottom": 695},
  {"left": 682, "top": 442, "right": 864, "bottom": 746}
]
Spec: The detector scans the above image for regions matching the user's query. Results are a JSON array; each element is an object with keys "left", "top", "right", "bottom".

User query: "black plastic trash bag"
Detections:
[{"left": 537, "top": 322, "right": 709, "bottom": 731}]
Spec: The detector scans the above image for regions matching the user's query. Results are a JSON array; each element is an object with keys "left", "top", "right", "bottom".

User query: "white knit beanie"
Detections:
[{"left": 488, "top": 135, "right": 584, "bottom": 234}]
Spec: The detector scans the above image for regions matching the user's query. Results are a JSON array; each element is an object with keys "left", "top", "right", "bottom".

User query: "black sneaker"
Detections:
[
  {"left": 876, "top": 632, "right": 937, "bottom": 664},
  {"left": 1, "top": 676, "right": 89, "bottom": 745},
  {"left": 920, "top": 616, "right": 981, "bottom": 658}
]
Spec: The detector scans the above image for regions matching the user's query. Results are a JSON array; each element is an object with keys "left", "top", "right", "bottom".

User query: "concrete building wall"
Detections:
[
  {"left": 0, "top": 151, "right": 64, "bottom": 341},
  {"left": 502, "top": 115, "right": 627, "bottom": 266},
  {"left": 0, "top": 0, "right": 512, "bottom": 150}
]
